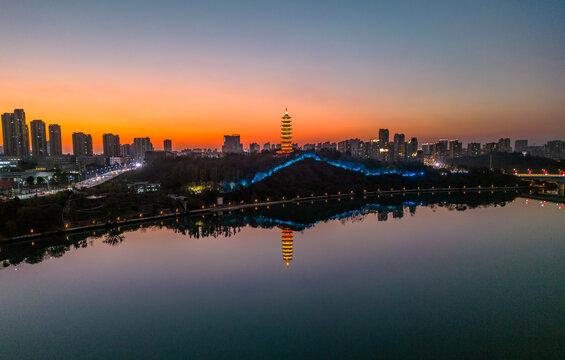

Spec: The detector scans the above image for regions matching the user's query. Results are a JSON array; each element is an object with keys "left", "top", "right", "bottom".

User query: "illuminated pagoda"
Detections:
[
  {"left": 281, "top": 227, "right": 294, "bottom": 268},
  {"left": 277, "top": 108, "right": 293, "bottom": 154}
]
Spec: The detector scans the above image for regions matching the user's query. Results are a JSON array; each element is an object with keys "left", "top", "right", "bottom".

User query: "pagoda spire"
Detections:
[{"left": 278, "top": 108, "right": 293, "bottom": 154}]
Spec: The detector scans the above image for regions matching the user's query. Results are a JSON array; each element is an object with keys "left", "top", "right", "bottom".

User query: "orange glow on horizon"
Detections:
[{"left": 1, "top": 69, "right": 562, "bottom": 153}]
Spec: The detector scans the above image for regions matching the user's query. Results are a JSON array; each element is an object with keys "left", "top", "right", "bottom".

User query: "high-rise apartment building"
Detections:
[
  {"left": 249, "top": 142, "right": 260, "bottom": 153},
  {"left": 163, "top": 139, "right": 172, "bottom": 152},
  {"left": 222, "top": 135, "right": 243, "bottom": 153},
  {"left": 133, "top": 137, "right": 154, "bottom": 158},
  {"left": 393, "top": 133, "right": 406, "bottom": 160},
  {"left": 72, "top": 132, "right": 93, "bottom": 156},
  {"left": 378, "top": 129, "right": 389, "bottom": 149},
  {"left": 545, "top": 140, "right": 564, "bottom": 160},
  {"left": 448, "top": 140, "right": 462, "bottom": 158},
  {"left": 483, "top": 142, "right": 498, "bottom": 154},
  {"left": 349, "top": 139, "right": 364, "bottom": 158},
  {"left": 368, "top": 139, "right": 380, "bottom": 159},
  {"left": 48, "top": 124, "right": 63, "bottom": 155},
  {"left": 15, "top": 109, "right": 29, "bottom": 157},
  {"left": 1, "top": 109, "right": 30, "bottom": 156},
  {"left": 30, "top": 120, "right": 48, "bottom": 156},
  {"left": 337, "top": 138, "right": 365, "bottom": 157},
  {"left": 303, "top": 143, "right": 316, "bottom": 151},
  {"left": 317, "top": 142, "right": 336, "bottom": 151},
  {"left": 103, "top": 133, "right": 121, "bottom": 157},
  {"left": 514, "top": 140, "right": 528, "bottom": 153},
  {"left": 436, "top": 139, "right": 449, "bottom": 158},
  {"left": 467, "top": 142, "right": 481, "bottom": 157},
  {"left": 407, "top": 137, "right": 418, "bottom": 158},
  {"left": 498, "top": 138, "right": 512, "bottom": 153},
  {"left": 121, "top": 144, "right": 132, "bottom": 157},
  {"left": 422, "top": 143, "right": 436, "bottom": 157}
]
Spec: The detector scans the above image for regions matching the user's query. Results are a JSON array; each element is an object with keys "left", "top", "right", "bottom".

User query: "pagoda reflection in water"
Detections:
[{"left": 280, "top": 227, "right": 293, "bottom": 268}]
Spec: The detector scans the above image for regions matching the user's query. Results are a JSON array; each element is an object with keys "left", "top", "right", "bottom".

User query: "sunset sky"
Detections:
[{"left": 1, "top": 0, "right": 564, "bottom": 153}]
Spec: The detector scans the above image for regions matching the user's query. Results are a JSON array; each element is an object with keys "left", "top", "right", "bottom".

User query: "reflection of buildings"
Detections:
[
  {"left": 392, "top": 207, "right": 404, "bottom": 219},
  {"left": 378, "top": 211, "right": 388, "bottom": 222},
  {"left": 281, "top": 227, "right": 293, "bottom": 268},
  {"left": 2, "top": 193, "right": 526, "bottom": 269}
]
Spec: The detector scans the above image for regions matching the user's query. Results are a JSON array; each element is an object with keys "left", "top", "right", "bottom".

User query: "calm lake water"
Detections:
[{"left": 1, "top": 192, "right": 564, "bottom": 359}]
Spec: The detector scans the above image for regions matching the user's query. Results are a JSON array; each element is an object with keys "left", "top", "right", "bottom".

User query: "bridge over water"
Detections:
[{"left": 515, "top": 174, "right": 565, "bottom": 194}]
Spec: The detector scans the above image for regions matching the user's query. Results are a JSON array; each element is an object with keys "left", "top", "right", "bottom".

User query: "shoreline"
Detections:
[{"left": 0, "top": 185, "right": 531, "bottom": 244}]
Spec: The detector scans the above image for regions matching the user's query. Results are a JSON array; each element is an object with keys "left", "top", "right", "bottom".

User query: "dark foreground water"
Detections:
[{"left": 1, "top": 192, "right": 564, "bottom": 359}]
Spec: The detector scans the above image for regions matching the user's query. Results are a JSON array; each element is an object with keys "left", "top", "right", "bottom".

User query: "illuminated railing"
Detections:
[{"left": 224, "top": 153, "right": 424, "bottom": 191}]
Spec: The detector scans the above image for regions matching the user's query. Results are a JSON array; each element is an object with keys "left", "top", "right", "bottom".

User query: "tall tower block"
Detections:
[{"left": 278, "top": 108, "right": 293, "bottom": 154}]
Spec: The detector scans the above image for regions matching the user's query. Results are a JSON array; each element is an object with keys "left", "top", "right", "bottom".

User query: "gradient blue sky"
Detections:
[{"left": 1, "top": 0, "right": 564, "bottom": 150}]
